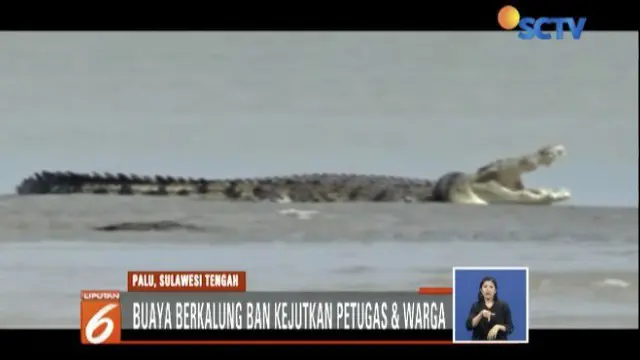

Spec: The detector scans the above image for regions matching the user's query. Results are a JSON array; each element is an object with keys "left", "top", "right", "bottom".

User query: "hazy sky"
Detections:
[{"left": 1, "top": 32, "right": 637, "bottom": 206}]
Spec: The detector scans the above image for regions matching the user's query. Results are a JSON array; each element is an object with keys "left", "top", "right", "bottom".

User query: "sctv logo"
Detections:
[{"left": 498, "top": 5, "right": 587, "bottom": 40}]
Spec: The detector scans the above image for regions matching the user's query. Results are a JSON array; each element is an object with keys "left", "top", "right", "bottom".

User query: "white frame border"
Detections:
[{"left": 452, "top": 266, "right": 530, "bottom": 344}]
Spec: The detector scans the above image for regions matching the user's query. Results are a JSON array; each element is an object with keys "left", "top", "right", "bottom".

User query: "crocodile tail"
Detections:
[
  {"left": 14, "top": 171, "right": 161, "bottom": 195},
  {"left": 17, "top": 171, "right": 86, "bottom": 194}
]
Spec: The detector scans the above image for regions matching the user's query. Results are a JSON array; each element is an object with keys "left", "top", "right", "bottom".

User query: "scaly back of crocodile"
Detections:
[{"left": 15, "top": 171, "right": 435, "bottom": 203}]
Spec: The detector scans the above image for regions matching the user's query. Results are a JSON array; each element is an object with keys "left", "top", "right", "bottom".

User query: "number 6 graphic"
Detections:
[{"left": 84, "top": 304, "right": 119, "bottom": 344}]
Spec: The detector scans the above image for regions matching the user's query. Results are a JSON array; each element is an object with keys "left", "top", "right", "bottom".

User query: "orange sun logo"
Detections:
[{"left": 498, "top": 5, "right": 521, "bottom": 30}]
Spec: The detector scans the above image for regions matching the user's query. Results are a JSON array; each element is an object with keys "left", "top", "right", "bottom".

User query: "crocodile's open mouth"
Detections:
[
  {"left": 512, "top": 144, "right": 569, "bottom": 203},
  {"left": 527, "top": 144, "right": 566, "bottom": 187},
  {"left": 513, "top": 144, "right": 566, "bottom": 189}
]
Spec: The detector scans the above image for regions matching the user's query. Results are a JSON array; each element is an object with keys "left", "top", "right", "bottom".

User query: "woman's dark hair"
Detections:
[{"left": 476, "top": 276, "right": 499, "bottom": 302}]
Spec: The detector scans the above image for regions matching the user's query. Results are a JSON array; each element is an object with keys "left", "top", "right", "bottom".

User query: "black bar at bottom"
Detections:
[{"left": 121, "top": 329, "right": 452, "bottom": 341}]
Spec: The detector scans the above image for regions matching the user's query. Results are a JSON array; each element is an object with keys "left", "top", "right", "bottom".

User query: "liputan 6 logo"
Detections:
[{"left": 80, "top": 290, "right": 122, "bottom": 345}]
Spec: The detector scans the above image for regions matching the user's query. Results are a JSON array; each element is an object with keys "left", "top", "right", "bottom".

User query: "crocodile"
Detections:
[{"left": 14, "top": 144, "right": 571, "bottom": 205}]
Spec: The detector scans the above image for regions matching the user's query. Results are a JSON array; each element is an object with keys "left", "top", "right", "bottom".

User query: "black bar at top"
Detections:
[{"left": 2, "top": 1, "right": 636, "bottom": 31}]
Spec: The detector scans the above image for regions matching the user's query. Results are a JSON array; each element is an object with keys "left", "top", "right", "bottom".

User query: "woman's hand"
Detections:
[
  {"left": 472, "top": 309, "right": 496, "bottom": 328},
  {"left": 480, "top": 309, "right": 494, "bottom": 322},
  {"left": 487, "top": 325, "right": 505, "bottom": 340}
]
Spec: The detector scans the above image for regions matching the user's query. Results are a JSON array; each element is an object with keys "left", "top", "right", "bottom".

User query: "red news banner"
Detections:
[{"left": 80, "top": 271, "right": 453, "bottom": 345}]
